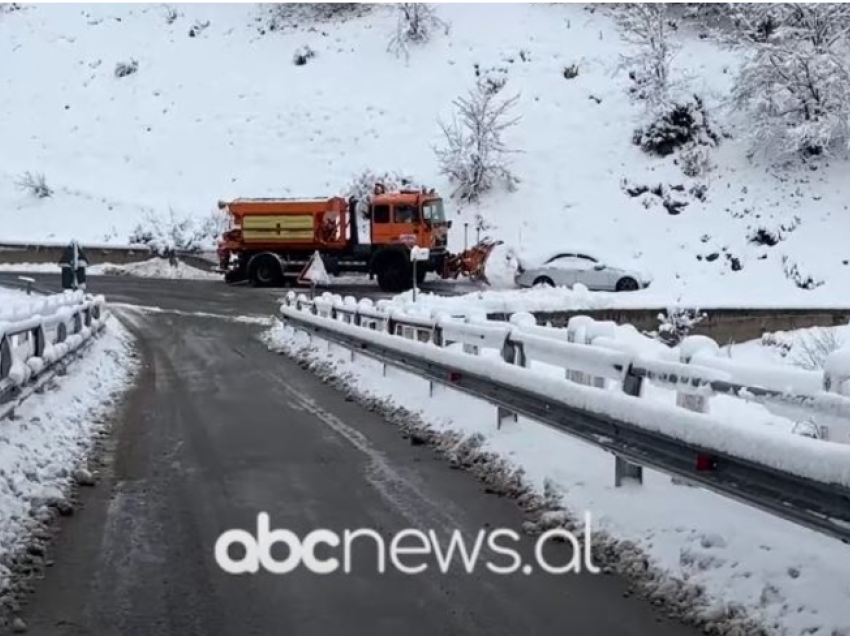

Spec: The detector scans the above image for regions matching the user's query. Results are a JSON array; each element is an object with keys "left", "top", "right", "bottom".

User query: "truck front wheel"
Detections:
[
  {"left": 376, "top": 254, "right": 412, "bottom": 293},
  {"left": 248, "top": 254, "right": 283, "bottom": 287}
]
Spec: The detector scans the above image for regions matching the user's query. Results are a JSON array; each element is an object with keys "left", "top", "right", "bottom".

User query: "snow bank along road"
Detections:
[{"left": 6, "top": 290, "right": 703, "bottom": 636}]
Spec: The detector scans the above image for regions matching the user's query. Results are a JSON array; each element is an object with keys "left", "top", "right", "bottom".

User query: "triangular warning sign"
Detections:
[{"left": 298, "top": 250, "right": 330, "bottom": 286}]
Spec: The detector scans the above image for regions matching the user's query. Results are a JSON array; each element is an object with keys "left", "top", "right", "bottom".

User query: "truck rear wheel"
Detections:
[
  {"left": 376, "top": 253, "right": 412, "bottom": 293},
  {"left": 248, "top": 254, "right": 283, "bottom": 287}
]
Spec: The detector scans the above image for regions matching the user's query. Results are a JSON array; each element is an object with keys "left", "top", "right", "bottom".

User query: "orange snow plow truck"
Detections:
[{"left": 216, "top": 187, "right": 500, "bottom": 292}]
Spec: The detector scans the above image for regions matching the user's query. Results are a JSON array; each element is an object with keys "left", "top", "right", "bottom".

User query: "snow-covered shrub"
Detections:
[
  {"left": 748, "top": 217, "right": 799, "bottom": 247},
  {"left": 791, "top": 327, "right": 843, "bottom": 371},
  {"left": 292, "top": 45, "right": 315, "bottom": 66},
  {"left": 761, "top": 331, "right": 793, "bottom": 357},
  {"left": 679, "top": 144, "right": 713, "bottom": 177},
  {"left": 474, "top": 63, "right": 509, "bottom": 96},
  {"left": 16, "top": 171, "right": 52, "bottom": 198},
  {"left": 388, "top": 3, "right": 449, "bottom": 59},
  {"left": 633, "top": 97, "right": 718, "bottom": 157},
  {"left": 436, "top": 88, "right": 521, "bottom": 202},
  {"left": 562, "top": 63, "right": 580, "bottom": 80},
  {"left": 781, "top": 256, "right": 824, "bottom": 290},
  {"left": 114, "top": 59, "right": 139, "bottom": 78},
  {"left": 651, "top": 307, "right": 707, "bottom": 347},
  {"left": 343, "top": 169, "right": 428, "bottom": 217},
  {"left": 729, "top": 3, "right": 850, "bottom": 158},
  {"left": 188, "top": 19, "right": 210, "bottom": 38},
  {"left": 163, "top": 4, "right": 179, "bottom": 24},
  {"left": 128, "top": 208, "right": 224, "bottom": 256},
  {"left": 262, "top": 3, "right": 371, "bottom": 33},
  {"left": 615, "top": 3, "right": 679, "bottom": 110}
]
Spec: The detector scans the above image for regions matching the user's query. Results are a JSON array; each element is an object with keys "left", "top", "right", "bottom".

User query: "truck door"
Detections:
[
  {"left": 370, "top": 203, "right": 420, "bottom": 247},
  {"left": 390, "top": 203, "right": 420, "bottom": 246},
  {"left": 370, "top": 204, "right": 392, "bottom": 246}
]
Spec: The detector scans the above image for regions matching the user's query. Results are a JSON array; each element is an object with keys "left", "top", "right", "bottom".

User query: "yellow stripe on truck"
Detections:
[{"left": 242, "top": 215, "right": 315, "bottom": 242}]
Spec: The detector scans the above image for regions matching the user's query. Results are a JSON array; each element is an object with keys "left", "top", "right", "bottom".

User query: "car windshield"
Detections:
[{"left": 422, "top": 199, "right": 446, "bottom": 223}]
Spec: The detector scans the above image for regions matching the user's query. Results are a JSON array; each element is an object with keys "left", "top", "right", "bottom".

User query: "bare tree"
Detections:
[
  {"left": 791, "top": 327, "right": 843, "bottom": 370},
  {"left": 388, "top": 3, "right": 449, "bottom": 59},
  {"left": 729, "top": 3, "right": 850, "bottom": 157},
  {"left": 15, "top": 171, "right": 52, "bottom": 198},
  {"left": 614, "top": 4, "right": 679, "bottom": 110},
  {"left": 435, "top": 89, "right": 521, "bottom": 202}
]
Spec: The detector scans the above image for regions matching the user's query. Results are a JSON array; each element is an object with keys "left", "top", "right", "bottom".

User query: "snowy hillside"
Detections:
[{"left": 2, "top": 3, "right": 850, "bottom": 306}]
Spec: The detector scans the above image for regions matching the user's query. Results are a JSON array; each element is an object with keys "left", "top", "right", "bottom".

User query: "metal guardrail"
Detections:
[
  {"left": 279, "top": 293, "right": 850, "bottom": 544},
  {"left": 0, "top": 291, "right": 107, "bottom": 417}
]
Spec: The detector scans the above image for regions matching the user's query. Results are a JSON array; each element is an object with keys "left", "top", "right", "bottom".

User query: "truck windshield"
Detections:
[{"left": 422, "top": 200, "right": 446, "bottom": 223}]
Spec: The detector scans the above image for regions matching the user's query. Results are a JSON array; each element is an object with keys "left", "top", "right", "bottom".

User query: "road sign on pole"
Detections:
[
  {"left": 298, "top": 251, "right": 330, "bottom": 292},
  {"left": 410, "top": 247, "right": 430, "bottom": 303}
]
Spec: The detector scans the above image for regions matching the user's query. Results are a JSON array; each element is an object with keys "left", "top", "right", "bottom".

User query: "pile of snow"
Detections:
[
  {"left": 0, "top": 317, "right": 135, "bottom": 597},
  {"left": 0, "top": 259, "right": 219, "bottom": 280},
  {"left": 92, "top": 258, "right": 219, "bottom": 280},
  {"left": 1, "top": 4, "right": 850, "bottom": 307},
  {"left": 267, "top": 320, "right": 850, "bottom": 636},
  {"left": 392, "top": 282, "right": 850, "bottom": 315}
]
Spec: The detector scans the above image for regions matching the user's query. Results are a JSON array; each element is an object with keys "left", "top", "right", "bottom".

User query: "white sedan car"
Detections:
[{"left": 515, "top": 252, "right": 652, "bottom": 292}]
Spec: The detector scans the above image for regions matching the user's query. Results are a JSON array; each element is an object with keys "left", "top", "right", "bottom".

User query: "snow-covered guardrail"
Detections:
[
  {"left": 0, "top": 291, "right": 107, "bottom": 417},
  {"left": 280, "top": 291, "right": 850, "bottom": 543}
]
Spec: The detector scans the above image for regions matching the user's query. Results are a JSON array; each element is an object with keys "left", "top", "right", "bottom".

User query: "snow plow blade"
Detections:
[{"left": 443, "top": 239, "right": 503, "bottom": 285}]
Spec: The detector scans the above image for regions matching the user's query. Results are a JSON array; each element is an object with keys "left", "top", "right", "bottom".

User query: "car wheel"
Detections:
[
  {"left": 533, "top": 276, "right": 555, "bottom": 287},
  {"left": 615, "top": 277, "right": 639, "bottom": 292}
]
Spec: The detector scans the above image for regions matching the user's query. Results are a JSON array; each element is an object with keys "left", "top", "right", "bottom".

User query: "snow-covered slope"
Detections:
[{"left": 2, "top": 3, "right": 850, "bottom": 306}]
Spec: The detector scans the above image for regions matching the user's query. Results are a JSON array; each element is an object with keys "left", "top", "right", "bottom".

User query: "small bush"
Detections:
[
  {"left": 263, "top": 3, "right": 371, "bottom": 32},
  {"left": 747, "top": 217, "right": 800, "bottom": 247},
  {"left": 388, "top": 3, "right": 449, "bottom": 59},
  {"left": 791, "top": 328, "right": 843, "bottom": 371},
  {"left": 679, "top": 145, "right": 713, "bottom": 177},
  {"left": 292, "top": 45, "right": 315, "bottom": 66},
  {"left": 563, "top": 64, "right": 579, "bottom": 80},
  {"left": 163, "top": 4, "right": 179, "bottom": 24},
  {"left": 633, "top": 96, "right": 718, "bottom": 157},
  {"left": 781, "top": 256, "right": 824, "bottom": 290},
  {"left": 761, "top": 331, "right": 793, "bottom": 358},
  {"left": 188, "top": 19, "right": 210, "bottom": 38},
  {"left": 16, "top": 171, "right": 52, "bottom": 198},
  {"left": 650, "top": 307, "right": 707, "bottom": 347},
  {"left": 114, "top": 59, "right": 139, "bottom": 78},
  {"left": 474, "top": 63, "right": 508, "bottom": 96},
  {"left": 128, "top": 208, "right": 225, "bottom": 256}
]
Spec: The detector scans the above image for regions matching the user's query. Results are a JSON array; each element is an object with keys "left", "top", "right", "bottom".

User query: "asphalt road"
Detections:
[
  {"left": 1, "top": 280, "right": 701, "bottom": 636},
  {"left": 0, "top": 272, "right": 470, "bottom": 313}
]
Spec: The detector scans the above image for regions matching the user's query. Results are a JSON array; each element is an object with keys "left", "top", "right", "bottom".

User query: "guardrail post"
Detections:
[
  {"left": 676, "top": 336, "right": 719, "bottom": 414},
  {"left": 585, "top": 321, "right": 617, "bottom": 389},
  {"left": 566, "top": 316, "right": 593, "bottom": 385},
  {"left": 615, "top": 365, "right": 644, "bottom": 487},
  {"left": 32, "top": 325, "right": 46, "bottom": 358},
  {"left": 496, "top": 405, "right": 518, "bottom": 430},
  {"left": 495, "top": 341, "right": 524, "bottom": 426},
  {"left": 0, "top": 336, "right": 11, "bottom": 380}
]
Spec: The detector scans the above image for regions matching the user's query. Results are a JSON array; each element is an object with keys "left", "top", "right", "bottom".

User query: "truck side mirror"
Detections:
[{"left": 447, "top": 220, "right": 453, "bottom": 229}]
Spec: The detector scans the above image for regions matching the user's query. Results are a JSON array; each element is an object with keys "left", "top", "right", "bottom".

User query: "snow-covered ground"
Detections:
[
  {"left": 0, "top": 259, "right": 218, "bottom": 280},
  {"left": 0, "top": 287, "right": 28, "bottom": 310},
  {"left": 0, "top": 317, "right": 135, "bottom": 596},
  {"left": 267, "top": 320, "right": 850, "bottom": 636},
  {"left": 2, "top": 4, "right": 850, "bottom": 308}
]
